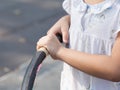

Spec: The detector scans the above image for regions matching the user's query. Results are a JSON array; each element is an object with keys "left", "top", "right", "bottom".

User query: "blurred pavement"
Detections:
[{"left": 0, "top": 0, "right": 66, "bottom": 90}]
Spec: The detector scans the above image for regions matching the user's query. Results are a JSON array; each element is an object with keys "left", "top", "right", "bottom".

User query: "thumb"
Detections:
[{"left": 61, "top": 25, "right": 69, "bottom": 43}]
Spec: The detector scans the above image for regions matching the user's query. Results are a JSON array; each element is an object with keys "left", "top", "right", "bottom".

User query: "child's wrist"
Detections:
[{"left": 56, "top": 47, "right": 67, "bottom": 61}]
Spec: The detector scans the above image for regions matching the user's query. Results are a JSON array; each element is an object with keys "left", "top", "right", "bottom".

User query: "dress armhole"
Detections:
[
  {"left": 113, "top": 8, "right": 120, "bottom": 40},
  {"left": 113, "top": 29, "right": 120, "bottom": 40}
]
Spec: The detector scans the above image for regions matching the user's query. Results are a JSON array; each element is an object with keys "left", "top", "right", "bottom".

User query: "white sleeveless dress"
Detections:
[{"left": 61, "top": 0, "right": 120, "bottom": 90}]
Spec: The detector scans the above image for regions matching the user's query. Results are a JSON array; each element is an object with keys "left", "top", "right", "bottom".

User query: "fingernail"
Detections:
[{"left": 64, "top": 40, "right": 68, "bottom": 43}]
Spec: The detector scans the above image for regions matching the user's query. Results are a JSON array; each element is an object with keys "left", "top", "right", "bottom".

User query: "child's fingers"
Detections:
[
  {"left": 47, "top": 22, "right": 61, "bottom": 35},
  {"left": 36, "top": 42, "right": 43, "bottom": 51},
  {"left": 36, "top": 36, "right": 48, "bottom": 51},
  {"left": 47, "top": 28, "right": 61, "bottom": 36},
  {"left": 61, "top": 23, "right": 69, "bottom": 43},
  {"left": 36, "top": 34, "right": 55, "bottom": 51}
]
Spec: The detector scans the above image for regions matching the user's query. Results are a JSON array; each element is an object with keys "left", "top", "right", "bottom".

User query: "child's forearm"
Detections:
[{"left": 57, "top": 47, "right": 120, "bottom": 82}]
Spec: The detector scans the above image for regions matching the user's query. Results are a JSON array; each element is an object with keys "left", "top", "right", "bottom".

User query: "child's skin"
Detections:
[{"left": 37, "top": 0, "right": 120, "bottom": 82}]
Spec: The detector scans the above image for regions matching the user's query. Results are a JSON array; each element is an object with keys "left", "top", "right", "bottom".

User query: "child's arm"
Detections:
[
  {"left": 37, "top": 15, "right": 120, "bottom": 82},
  {"left": 37, "top": 32, "right": 120, "bottom": 82},
  {"left": 47, "top": 15, "right": 70, "bottom": 43},
  {"left": 57, "top": 33, "right": 120, "bottom": 82}
]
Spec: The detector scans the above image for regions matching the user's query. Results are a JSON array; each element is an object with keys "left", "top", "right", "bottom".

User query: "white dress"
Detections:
[{"left": 61, "top": 0, "right": 120, "bottom": 90}]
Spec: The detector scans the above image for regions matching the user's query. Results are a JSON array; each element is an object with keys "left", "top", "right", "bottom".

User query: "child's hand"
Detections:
[
  {"left": 36, "top": 34, "right": 63, "bottom": 59},
  {"left": 47, "top": 15, "right": 70, "bottom": 43}
]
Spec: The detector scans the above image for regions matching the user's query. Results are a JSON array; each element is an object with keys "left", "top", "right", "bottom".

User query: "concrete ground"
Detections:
[
  {"left": 0, "top": 0, "right": 66, "bottom": 90},
  {"left": 0, "top": 56, "right": 63, "bottom": 90}
]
